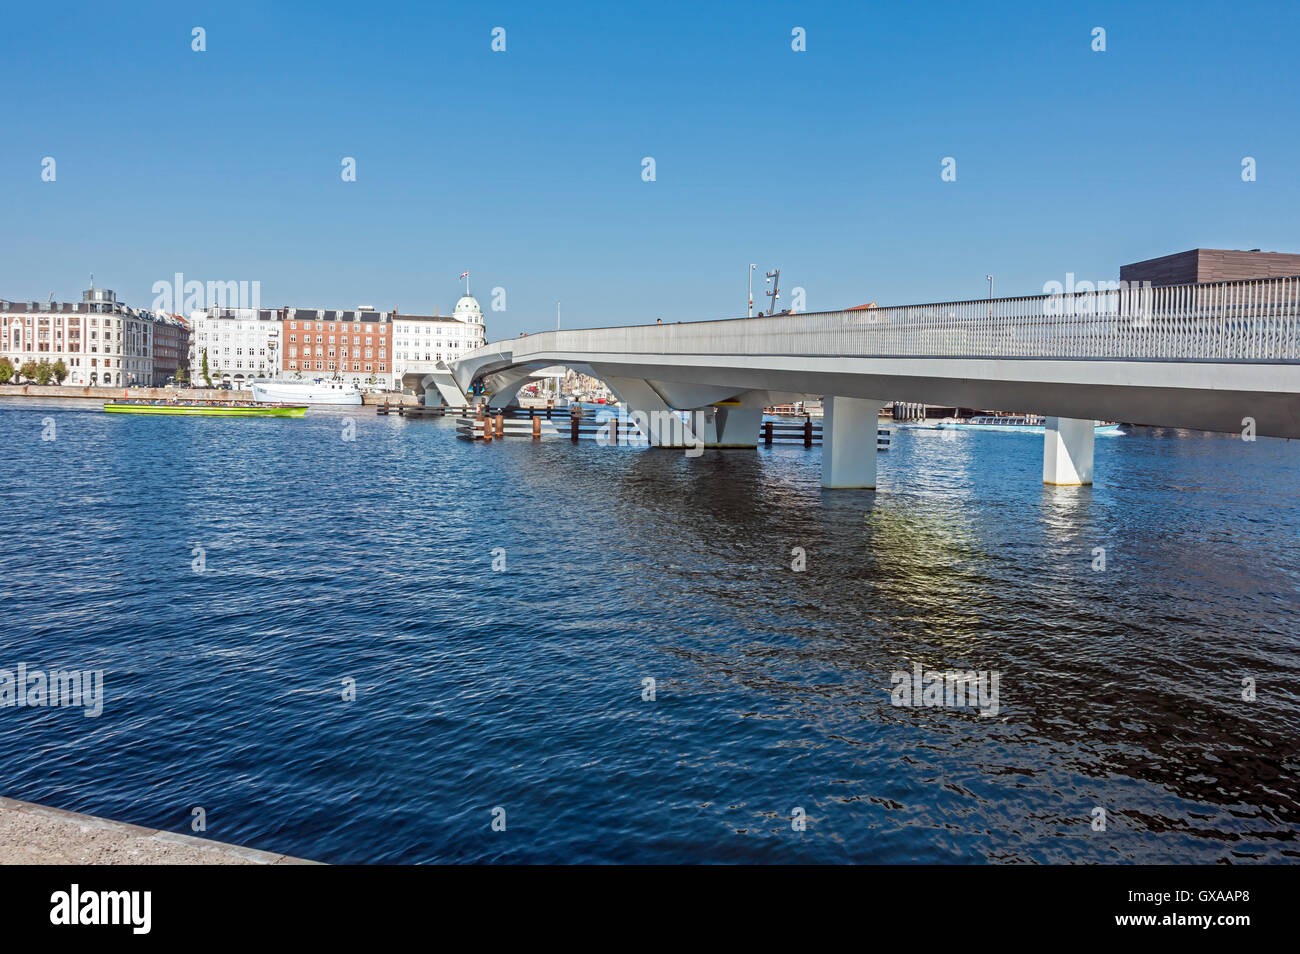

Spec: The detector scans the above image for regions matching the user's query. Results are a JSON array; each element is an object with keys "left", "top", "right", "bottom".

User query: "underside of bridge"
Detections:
[{"left": 453, "top": 337, "right": 1297, "bottom": 491}]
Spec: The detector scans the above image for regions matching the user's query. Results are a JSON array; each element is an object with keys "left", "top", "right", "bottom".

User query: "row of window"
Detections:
[
  {"left": 6, "top": 316, "right": 123, "bottom": 327},
  {"left": 288, "top": 322, "right": 381, "bottom": 333},
  {"left": 287, "top": 360, "right": 387, "bottom": 372},
  {"left": 288, "top": 334, "right": 376, "bottom": 345},
  {"left": 288, "top": 346, "right": 382, "bottom": 358}
]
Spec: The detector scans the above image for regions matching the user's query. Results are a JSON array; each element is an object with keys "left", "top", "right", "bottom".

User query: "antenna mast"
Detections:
[{"left": 765, "top": 269, "right": 781, "bottom": 316}]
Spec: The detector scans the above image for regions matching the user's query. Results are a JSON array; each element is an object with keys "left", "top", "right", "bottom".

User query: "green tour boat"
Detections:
[{"left": 103, "top": 401, "right": 307, "bottom": 417}]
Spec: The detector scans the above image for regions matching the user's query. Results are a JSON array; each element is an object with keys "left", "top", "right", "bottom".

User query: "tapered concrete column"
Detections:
[
  {"left": 601, "top": 376, "right": 691, "bottom": 447},
  {"left": 1043, "top": 417, "right": 1094, "bottom": 485},
  {"left": 695, "top": 399, "right": 766, "bottom": 449},
  {"left": 821, "top": 396, "right": 885, "bottom": 489}
]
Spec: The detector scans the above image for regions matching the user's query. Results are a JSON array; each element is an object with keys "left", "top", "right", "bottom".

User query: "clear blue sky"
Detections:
[{"left": 3, "top": 0, "right": 1297, "bottom": 336}]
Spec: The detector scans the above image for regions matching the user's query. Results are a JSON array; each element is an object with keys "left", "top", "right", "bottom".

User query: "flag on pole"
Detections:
[{"left": 459, "top": 271, "right": 469, "bottom": 279}]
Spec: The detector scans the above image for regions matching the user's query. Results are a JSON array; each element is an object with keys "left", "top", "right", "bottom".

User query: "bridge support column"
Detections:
[
  {"left": 600, "top": 376, "right": 694, "bottom": 447},
  {"left": 422, "top": 369, "right": 469, "bottom": 408},
  {"left": 697, "top": 397, "right": 766, "bottom": 449},
  {"left": 1043, "top": 417, "right": 1094, "bottom": 486},
  {"left": 821, "top": 396, "right": 885, "bottom": 489}
]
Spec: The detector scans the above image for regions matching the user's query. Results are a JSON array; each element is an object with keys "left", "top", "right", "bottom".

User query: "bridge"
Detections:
[{"left": 447, "top": 277, "right": 1300, "bottom": 488}]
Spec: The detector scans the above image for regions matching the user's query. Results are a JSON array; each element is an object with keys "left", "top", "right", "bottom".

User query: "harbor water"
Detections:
[{"left": 1, "top": 398, "right": 1297, "bottom": 863}]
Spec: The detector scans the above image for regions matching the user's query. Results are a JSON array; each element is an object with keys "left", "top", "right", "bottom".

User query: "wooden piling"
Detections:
[
  {"left": 803, "top": 415, "right": 813, "bottom": 448},
  {"left": 532, "top": 416, "right": 541, "bottom": 440}
]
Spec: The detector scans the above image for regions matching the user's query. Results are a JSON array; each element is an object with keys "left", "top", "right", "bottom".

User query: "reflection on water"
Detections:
[{"left": 0, "top": 401, "right": 1297, "bottom": 863}]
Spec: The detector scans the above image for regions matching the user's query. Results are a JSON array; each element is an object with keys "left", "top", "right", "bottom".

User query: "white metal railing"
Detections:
[{"left": 467, "top": 276, "right": 1300, "bottom": 365}]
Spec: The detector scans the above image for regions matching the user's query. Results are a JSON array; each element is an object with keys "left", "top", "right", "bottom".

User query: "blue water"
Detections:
[{"left": 1, "top": 398, "right": 1298, "bottom": 863}]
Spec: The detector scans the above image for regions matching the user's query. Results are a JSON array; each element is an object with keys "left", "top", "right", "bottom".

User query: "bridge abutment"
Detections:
[
  {"left": 821, "top": 396, "right": 886, "bottom": 489},
  {"left": 1043, "top": 417, "right": 1095, "bottom": 486}
]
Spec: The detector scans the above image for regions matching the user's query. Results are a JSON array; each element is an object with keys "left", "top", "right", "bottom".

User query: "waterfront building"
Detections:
[
  {"left": 187, "top": 308, "right": 282, "bottom": 385},
  {"left": 280, "top": 306, "right": 393, "bottom": 386},
  {"left": 390, "top": 294, "right": 487, "bottom": 389},
  {"left": 0, "top": 285, "right": 157, "bottom": 386},
  {"left": 150, "top": 313, "right": 190, "bottom": 385}
]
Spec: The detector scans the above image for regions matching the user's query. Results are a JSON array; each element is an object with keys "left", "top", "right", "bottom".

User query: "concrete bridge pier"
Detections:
[
  {"left": 695, "top": 392, "right": 768, "bottom": 448},
  {"left": 601, "top": 376, "right": 693, "bottom": 447},
  {"left": 821, "top": 396, "right": 887, "bottom": 489},
  {"left": 412, "top": 367, "right": 469, "bottom": 407},
  {"left": 1043, "top": 417, "right": 1095, "bottom": 486}
]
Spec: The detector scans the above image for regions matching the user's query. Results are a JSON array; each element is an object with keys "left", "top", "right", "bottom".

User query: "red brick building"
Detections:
[{"left": 281, "top": 307, "right": 391, "bottom": 384}]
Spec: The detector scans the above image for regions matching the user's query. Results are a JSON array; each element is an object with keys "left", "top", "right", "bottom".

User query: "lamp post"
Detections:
[
  {"left": 748, "top": 264, "right": 756, "bottom": 317},
  {"left": 986, "top": 274, "right": 994, "bottom": 299}
]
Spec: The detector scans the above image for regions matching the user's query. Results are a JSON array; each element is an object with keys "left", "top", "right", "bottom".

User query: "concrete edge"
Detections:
[{"left": 0, "top": 796, "right": 321, "bottom": 865}]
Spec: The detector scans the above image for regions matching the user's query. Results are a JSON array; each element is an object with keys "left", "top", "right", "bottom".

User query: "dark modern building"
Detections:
[
  {"left": 151, "top": 314, "right": 190, "bottom": 385},
  {"left": 1120, "top": 248, "right": 1300, "bottom": 287}
]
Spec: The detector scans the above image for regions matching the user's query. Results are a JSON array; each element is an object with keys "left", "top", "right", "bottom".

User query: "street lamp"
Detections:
[
  {"left": 986, "top": 274, "right": 994, "bottom": 299},
  {"left": 748, "top": 264, "right": 756, "bottom": 317}
]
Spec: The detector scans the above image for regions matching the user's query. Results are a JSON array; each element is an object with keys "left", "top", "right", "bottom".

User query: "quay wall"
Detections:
[{"left": 0, "top": 384, "right": 419, "bottom": 406}]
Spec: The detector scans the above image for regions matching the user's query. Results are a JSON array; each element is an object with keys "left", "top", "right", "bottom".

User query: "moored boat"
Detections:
[
  {"left": 933, "top": 415, "right": 1122, "bottom": 435},
  {"left": 103, "top": 400, "right": 307, "bottom": 417},
  {"left": 252, "top": 379, "right": 363, "bottom": 406}
]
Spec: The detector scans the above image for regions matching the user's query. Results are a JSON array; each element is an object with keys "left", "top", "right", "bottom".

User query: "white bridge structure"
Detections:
[{"left": 445, "top": 277, "right": 1300, "bottom": 488}]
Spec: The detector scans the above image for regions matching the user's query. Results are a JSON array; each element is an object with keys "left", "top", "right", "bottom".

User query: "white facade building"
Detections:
[
  {"left": 188, "top": 307, "right": 282, "bottom": 385},
  {"left": 1, "top": 287, "right": 155, "bottom": 386},
  {"left": 390, "top": 295, "right": 487, "bottom": 388}
]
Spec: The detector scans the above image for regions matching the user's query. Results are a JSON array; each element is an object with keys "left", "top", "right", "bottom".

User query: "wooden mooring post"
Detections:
[
  {"left": 763, "top": 420, "right": 774, "bottom": 446},
  {"left": 803, "top": 415, "right": 814, "bottom": 448}
]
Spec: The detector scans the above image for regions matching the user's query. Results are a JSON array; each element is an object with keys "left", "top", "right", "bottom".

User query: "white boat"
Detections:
[
  {"left": 252, "top": 379, "right": 363, "bottom": 406},
  {"left": 933, "top": 415, "right": 1123, "bottom": 435}
]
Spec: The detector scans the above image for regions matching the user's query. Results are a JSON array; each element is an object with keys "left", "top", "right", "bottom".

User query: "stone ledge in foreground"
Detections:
[{"left": 0, "top": 796, "right": 319, "bottom": 865}]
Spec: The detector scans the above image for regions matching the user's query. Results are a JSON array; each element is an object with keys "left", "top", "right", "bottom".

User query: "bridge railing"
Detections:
[{"left": 476, "top": 276, "right": 1300, "bottom": 363}]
